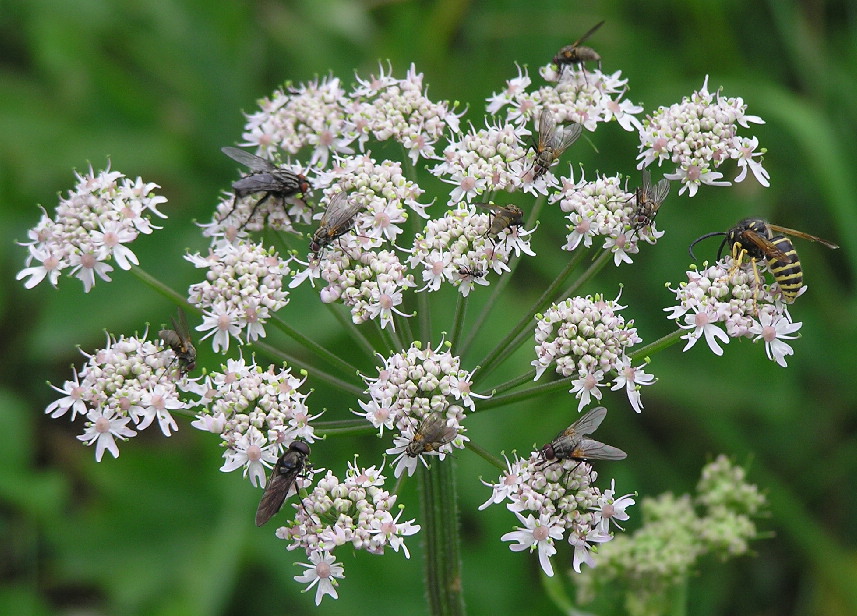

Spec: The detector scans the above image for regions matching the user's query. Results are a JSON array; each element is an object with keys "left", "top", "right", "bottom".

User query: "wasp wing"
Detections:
[
  {"left": 766, "top": 225, "right": 839, "bottom": 250},
  {"left": 573, "top": 438, "right": 627, "bottom": 461},
  {"left": 741, "top": 230, "right": 790, "bottom": 263},
  {"left": 222, "top": 146, "right": 278, "bottom": 173},
  {"left": 572, "top": 20, "right": 605, "bottom": 46}
]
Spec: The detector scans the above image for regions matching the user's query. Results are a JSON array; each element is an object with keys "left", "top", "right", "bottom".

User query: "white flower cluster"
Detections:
[
  {"left": 665, "top": 260, "right": 802, "bottom": 366},
  {"left": 358, "top": 340, "right": 486, "bottom": 477},
  {"left": 430, "top": 119, "right": 531, "bottom": 202},
  {"left": 241, "top": 75, "right": 355, "bottom": 168},
  {"left": 487, "top": 64, "right": 643, "bottom": 132},
  {"left": 47, "top": 331, "right": 197, "bottom": 461},
  {"left": 17, "top": 165, "right": 167, "bottom": 292},
  {"left": 313, "top": 154, "right": 430, "bottom": 242},
  {"left": 551, "top": 168, "right": 663, "bottom": 266},
  {"left": 281, "top": 461, "right": 420, "bottom": 605},
  {"left": 185, "top": 240, "right": 290, "bottom": 351},
  {"left": 315, "top": 248, "right": 415, "bottom": 330},
  {"left": 348, "top": 62, "right": 462, "bottom": 163},
  {"left": 480, "top": 452, "right": 633, "bottom": 576},
  {"left": 408, "top": 205, "right": 534, "bottom": 297},
  {"left": 533, "top": 293, "right": 654, "bottom": 413},
  {"left": 637, "top": 76, "right": 768, "bottom": 196},
  {"left": 190, "top": 356, "right": 318, "bottom": 487}
]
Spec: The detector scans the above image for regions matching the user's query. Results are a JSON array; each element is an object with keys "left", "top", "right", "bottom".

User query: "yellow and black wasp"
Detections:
[
  {"left": 689, "top": 217, "right": 839, "bottom": 303},
  {"left": 552, "top": 21, "right": 605, "bottom": 75}
]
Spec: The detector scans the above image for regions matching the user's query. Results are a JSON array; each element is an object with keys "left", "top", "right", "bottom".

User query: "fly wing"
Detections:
[
  {"left": 572, "top": 20, "right": 605, "bottom": 46},
  {"left": 537, "top": 109, "right": 558, "bottom": 150},
  {"left": 222, "top": 146, "right": 277, "bottom": 173},
  {"left": 551, "top": 121, "right": 583, "bottom": 155},
  {"left": 172, "top": 308, "right": 191, "bottom": 342},
  {"left": 560, "top": 406, "right": 607, "bottom": 439},
  {"left": 647, "top": 177, "right": 671, "bottom": 205},
  {"left": 255, "top": 454, "right": 301, "bottom": 526},
  {"left": 319, "top": 191, "right": 362, "bottom": 231},
  {"left": 573, "top": 438, "right": 627, "bottom": 461}
]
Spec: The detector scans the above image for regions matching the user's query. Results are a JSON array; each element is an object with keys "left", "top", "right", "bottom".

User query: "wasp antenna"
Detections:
[{"left": 688, "top": 231, "right": 726, "bottom": 260}]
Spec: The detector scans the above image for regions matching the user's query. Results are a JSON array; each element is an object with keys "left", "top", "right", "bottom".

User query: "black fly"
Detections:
[
  {"left": 255, "top": 440, "right": 312, "bottom": 526},
  {"left": 158, "top": 308, "right": 197, "bottom": 377}
]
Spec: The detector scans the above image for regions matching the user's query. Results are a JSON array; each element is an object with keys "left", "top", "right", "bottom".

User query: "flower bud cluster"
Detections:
[
  {"left": 533, "top": 293, "right": 651, "bottom": 412},
  {"left": 317, "top": 248, "right": 416, "bottom": 330},
  {"left": 358, "top": 340, "right": 486, "bottom": 477},
  {"left": 191, "top": 356, "right": 317, "bottom": 487},
  {"left": 487, "top": 64, "right": 643, "bottom": 133},
  {"left": 551, "top": 168, "right": 662, "bottom": 265},
  {"left": 637, "top": 76, "right": 768, "bottom": 197},
  {"left": 185, "top": 240, "right": 290, "bottom": 352},
  {"left": 280, "top": 461, "right": 420, "bottom": 604},
  {"left": 430, "top": 119, "right": 531, "bottom": 202},
  {"left": 407, "top": 205, "right": 534, "bottom": 296},
  {"left": 665, "top": 259, "right": 801, "bottom": 365},
  {"left": 17, "top": 165, "right": 167, "bottom": 292},
  {"left": 480, "top": 452, "right": 631, "bottom": 576},
  {"left": 241, "top": 75, "right": 355, "bottom": 168},
  {"left": 348, "top": 62, "right": 462, "bottom": 163},
  {"left": 573, "top": 456, "right": 765, "bottom": 614},
  {"left": 47, "top": 331, "right": 196, "bottom": 461}
]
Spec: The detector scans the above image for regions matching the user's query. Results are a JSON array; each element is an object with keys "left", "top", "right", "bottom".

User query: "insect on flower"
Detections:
[
  {"left": 405, "top": 413, "right": 458, "bottom": 458},
  {"left": 158, "top": 307, "right": 197, "bottom": 377},
  {"left": 689, "top": 217, "right": 839, "bottom": 303},
  {"left": 309, "top": 190, "right": 364, "bottom": 257},
  {"left": 552, "top": 20, "right": 605, "bottom": 75},
  {"left": 527, "top": 109, "right": 583, "bottom": 179},
  {"left": 476, "top": 203, "right": 524, "bottom": 242},
  {"left": 220, "top": 146, "right": 312, "bottom": 228},
  {"left": 630, "top": 169, "right": 670, "bottom": 235},
  {"left": 256, "top": 440, "right": 312, "bottom": 526},
  {"left": 540, "top": 406, "right": 627, "bottom": 464},
  {"left": 457, "top": 265, "right": 486, "bottom": 280}
]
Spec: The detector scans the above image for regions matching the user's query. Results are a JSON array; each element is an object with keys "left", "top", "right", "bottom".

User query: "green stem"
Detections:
[
  {"left": 268, "top": 314, "right": 362, "bottom": 378},
  {"left": 556, "top": 248, "right": 612, "bottom": 300},
  {"left": 419, "top": 459, "right": 465, "bottom": 616},
  {"left": 418, "top": 290, "right": 432, "bottom": 345},
  {"left": 459, "top": 196, "right": 547, "bottom": 355},
  {"left": 326, "top": 303, "right": 377, "bottom": 359},
  {"left": 252, "top": 340, "right": 366, "bottom": 398},
  {"left": 474, "top": 377, "right": 572, "bottom": 413},
  {"left": 464, "top": 440, "right": 505, "bottom": 471},
  {"left": 628, "top": 328, "right": 685, "bottom": 362},
  {"left": 129, "top": 265, "right": 195, "bottom": 313},
  {"left": 477, "top": 368, "right": 537, "bottom": 398},
  {"left": 313, "top": 421, "right": 377, "bottom": 438},
  {"left": 396, "top": 312, "right": 416, "bottom": 347},
  {"left": 449, "top": 292, "right": 468, "bottom": 354},
  {"left": 473, "top": 249, "right": 590, "bottom": 384}
]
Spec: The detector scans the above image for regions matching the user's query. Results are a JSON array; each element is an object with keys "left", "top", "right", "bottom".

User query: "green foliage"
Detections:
[{"left": 3, "top": 1, "right": 856, "bottom": 615}]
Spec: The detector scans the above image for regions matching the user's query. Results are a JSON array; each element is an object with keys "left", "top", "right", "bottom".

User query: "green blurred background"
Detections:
[{"left": 1, "top": 0, "right": 855, "bottom": 614}]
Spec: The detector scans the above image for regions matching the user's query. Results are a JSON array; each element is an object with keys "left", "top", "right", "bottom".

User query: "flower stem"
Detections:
[
  {"left": 464, "top": 440, "right": 505, "bottom": 471},
  {"left": 269, "top": 314, "right": 363, "bottom": 378},
  {"left": 628, "top": 327, "right": 685, "bottom": 361},
  {"left": 326, "top": 302, "right": 377, "bottom": 358},
  {"left": 418, "top": 290, "right": 432, "bottom": 345},
  {"left": 419, "top": 460, "right": 466, "bottom": 616},
  {"left": 313, "top": 419, "right": 377, "bottom": 437},
  {"left": 472, "top": 248, "right": 590, "bottom": 384},
  {"left": 557, "top": 248, "right": 612, "bottom": 300},
  {"left": 252, "top": 340, "right": 366, "bottom": 398},
  {"left": 474, "top": 377, "right": 572, "bottom": 413},
  {"left": 449, "top": 292, "right": 468, "bottom": 355},
  {"left": 128, "top": 265, "right": 195, "bottom": 313},
  {"left": 477, "top": 368, "right": 537, "bottom": 398}
]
